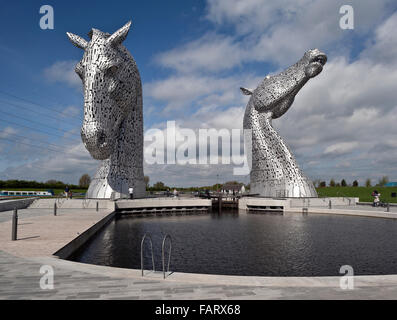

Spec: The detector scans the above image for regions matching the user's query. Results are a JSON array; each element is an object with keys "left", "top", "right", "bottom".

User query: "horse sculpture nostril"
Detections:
[{"left": 97, "top": 131, "right": 106, "bottom": 145}]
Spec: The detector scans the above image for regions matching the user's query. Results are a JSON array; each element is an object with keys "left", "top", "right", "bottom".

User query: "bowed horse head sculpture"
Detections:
[
  {"left": 67, "top": 21, "right": 145, "bottom": 199},
  {"left": 242, "top": 49, "right": 327, "bottom": 198}
]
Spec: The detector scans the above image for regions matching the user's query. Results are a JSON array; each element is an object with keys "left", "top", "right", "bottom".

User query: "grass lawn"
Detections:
[{"left": 316, "top": 186, "right": 397, "bottom": 203}]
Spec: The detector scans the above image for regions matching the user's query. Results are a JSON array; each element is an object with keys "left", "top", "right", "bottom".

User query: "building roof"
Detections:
[{"left": 385, "top": 182, "right": 397, "bottom": 187}]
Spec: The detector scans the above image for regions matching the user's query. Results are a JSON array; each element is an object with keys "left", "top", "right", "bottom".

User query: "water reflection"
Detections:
[{"left": 69, "top": 212, "right": 397, "bottom": 276}]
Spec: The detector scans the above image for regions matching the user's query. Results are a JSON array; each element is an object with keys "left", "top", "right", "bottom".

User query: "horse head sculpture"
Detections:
[
  {"left": 67, "top": 22, "right": 145, "bottom": 199},
  {"left": 242, "top": 49, "right": 327, "bottom": 198}
]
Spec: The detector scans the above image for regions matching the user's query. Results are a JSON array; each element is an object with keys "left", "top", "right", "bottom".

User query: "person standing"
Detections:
[
  {"left": 372, "top": 190, "right": 380, "bottom": 207},
  {"left": 128, "top": 187, "right": 134, "bottom": 199},
  {"left": 64, "top": 186, "right": 69, "bottom": 198}
]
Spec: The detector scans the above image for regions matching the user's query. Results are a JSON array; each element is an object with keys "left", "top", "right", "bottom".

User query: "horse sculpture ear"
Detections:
[
  {"left": 107, "top": 21, "right": 132, "bottom": 46},
  {"left": 240, "top": 87, "right": 253, "bottom": 95},
  {"left": 66, "top": 32, "right": 88, "bottom": 50}
]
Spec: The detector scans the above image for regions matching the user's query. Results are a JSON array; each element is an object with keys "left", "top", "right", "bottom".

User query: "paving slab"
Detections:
[{"left": 0, "top": 208, "right": 113, "bottom": 257}]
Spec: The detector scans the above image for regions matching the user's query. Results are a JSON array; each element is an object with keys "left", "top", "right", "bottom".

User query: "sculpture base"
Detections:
[
  {"left": 86, "top": 178, "right": 146, "bottom": 199},
  {"left": 250, "top": 177, "right": 317, "bottom": 198}
]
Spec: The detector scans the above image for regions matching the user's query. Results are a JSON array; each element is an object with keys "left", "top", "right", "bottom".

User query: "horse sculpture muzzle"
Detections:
[
  {"left": 81, "top": 121, "right": 111, "bottom": 160},
  {"left": 304, "top": 49, "right": 327, "bottom": 78}
]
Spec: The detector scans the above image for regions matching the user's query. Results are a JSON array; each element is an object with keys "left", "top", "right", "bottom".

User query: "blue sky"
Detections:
[{"left": 1, "top": 0, "right": 397, "bottom": 187}]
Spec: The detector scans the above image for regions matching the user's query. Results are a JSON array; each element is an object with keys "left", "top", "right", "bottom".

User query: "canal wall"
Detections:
[
  {"left": 239, "top": 197, "right": 359, "bottom": 211},
  {"left": 53, "top": 211, "right": 116, "bottom": 259},
  {"left": 116, "top": 198, "right": 212, "bottom": 210}
]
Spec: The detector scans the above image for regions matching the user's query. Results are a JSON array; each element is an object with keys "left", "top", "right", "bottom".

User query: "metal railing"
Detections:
[
  {"left": 141, "top": 233, "right": 155, "bottom": 276},
  {"left": 82, "top": 198, "right": 90, "bottom": 209},
  {"left": 162, "top": 234, "right": 172, "bottom": 279}
]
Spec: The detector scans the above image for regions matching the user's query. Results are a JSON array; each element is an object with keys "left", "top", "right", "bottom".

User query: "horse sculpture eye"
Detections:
[{"left": 106, "top": 65, "right": 118, "bottom": 77}]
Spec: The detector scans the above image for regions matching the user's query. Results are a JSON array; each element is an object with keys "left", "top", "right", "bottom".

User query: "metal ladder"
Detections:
[
  {"left": 141, "top": 233, "right": 155, "bottom": 276},
  {"left": 162, "top": 234, "right": 172, "bottom": 279},
  {"left": 140, "top": 233, "right": 172, "bottom": 279}
]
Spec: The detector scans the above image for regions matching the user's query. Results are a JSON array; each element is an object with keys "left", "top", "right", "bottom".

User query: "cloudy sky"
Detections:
[{"left": 0, "top": 0, "right": 396, "bottom": 187}]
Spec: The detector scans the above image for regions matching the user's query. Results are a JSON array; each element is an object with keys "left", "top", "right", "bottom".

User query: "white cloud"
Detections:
[
  {"left": 324, "top": 142, "right": 359, "bottom": 155},
  {"left": 145, "top": 75, "right": 217, "bottom": 110},
  {"left": 155, "top": 33, "right": 245, "bottom": 73},
  {"left": 0, "top": 141, "right": 97, "bottom": 184},
  {"left": 360, "top": 11, "right": 397, "bottom": 64},
  {"left": 145, "top": 73, "right": 260, "bottom": 113},
  {"left": 44, "top": 60, "right": 81, "bottom": 89},
  {"left": 60, "top": 105, "right": 81, "bottom": 119},
  {"left": 155, "top": 0, "right": 395, "bottom": 73},
  {"left": 0, "top": 126, "right": 18, "bottom": 138},
  {"left": 206, "top": 0, "right": 392, "bottom": 36}
]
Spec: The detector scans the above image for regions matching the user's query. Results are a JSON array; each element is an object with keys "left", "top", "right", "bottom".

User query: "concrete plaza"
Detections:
[{"left": 1, "top": 202, "right": 397, "bottom": 299}]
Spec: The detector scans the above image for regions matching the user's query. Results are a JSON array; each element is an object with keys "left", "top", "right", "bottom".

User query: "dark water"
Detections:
[{"left": 69, "top": 212, "right": 397, "bottom": 276}]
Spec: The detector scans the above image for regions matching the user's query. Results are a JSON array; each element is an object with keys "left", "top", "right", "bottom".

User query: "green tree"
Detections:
[
  {"left": 224, "top": 181, "right": 240, "bottom": 185},
  {"left": 79, "top": 174, "right": 91, "bottom": 188},
  {"left": 0, "top": 179, "right": 80, "bottom": 190},
  {"left": 378, "top": 176, "right": 389, "bottom": 187},
  {"left": 319, "top": 181, "right": 326, "bottom": 188},
  {"left": 341, "top": 179, "right": 347, "bottom": 187},
  {"left": 329, "top": 179, "right": 336, "bottom": 187},
  {"left": 352, "top": 180, "right": 359, "bottom": 187},
  {"left": 152, "top": 181, "right": 168, "bottom": 191},
  {"left": 365, "top": 178, "right": 371, "bottom": 187},
  {"left": 144, "top": 176, "right": 150, "bottom": 188}
]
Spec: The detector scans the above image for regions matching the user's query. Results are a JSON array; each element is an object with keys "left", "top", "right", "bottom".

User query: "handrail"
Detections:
[
  {"left": 141, "top": 233, "right": 155, "bottom": 276},
  {"left": 162, "top": 234, "right": 172, "bottom": 279},
  {"left": 82, "top": 198, "right": 90, "bottom": 209}
]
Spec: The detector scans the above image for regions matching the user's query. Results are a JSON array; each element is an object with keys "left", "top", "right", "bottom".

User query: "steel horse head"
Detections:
[{"left": 67, "top": 22, "right": 145, "bottom": 198}]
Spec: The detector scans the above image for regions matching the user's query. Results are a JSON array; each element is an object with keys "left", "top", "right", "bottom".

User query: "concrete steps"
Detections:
[{"left": 119, "top": 206, "right": 209, "bottom": 217}]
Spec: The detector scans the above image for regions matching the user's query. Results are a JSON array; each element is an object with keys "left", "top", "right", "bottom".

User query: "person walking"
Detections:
[
  {"left": 64, "top": 186, "right": 69, "bottom": 198},
  {"left": 128, "top": 187, "right": 134, "bottom": 199}
]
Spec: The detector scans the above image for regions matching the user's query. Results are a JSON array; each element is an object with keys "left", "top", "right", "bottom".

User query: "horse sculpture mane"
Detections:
[
  {"left": 67, "top": 22, "right": 145, "bottom": 199},
  {"left": 242, "top": 49, "right": 327, "bottom": 198}
]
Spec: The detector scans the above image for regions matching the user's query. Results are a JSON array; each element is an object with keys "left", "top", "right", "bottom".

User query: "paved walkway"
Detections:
[
  {"left": 2, "top": 204, "right": 397, "bottom": 299},
  {"left": 0, "top": 208, "right": 113, "bottom": 257},
  {"left": 2, "top": 250, "right": 397, "bottom": 299},
  {"left": 307, "top": 204, "right": 397, "bottom": 213}
]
